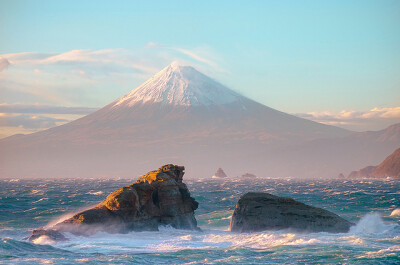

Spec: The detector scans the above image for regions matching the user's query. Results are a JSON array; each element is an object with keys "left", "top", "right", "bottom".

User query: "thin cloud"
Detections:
[
  {"left": 1, "top": 46, "right": 226, "bottom": 76},
  {"left": 144, "top": 42, "right": 164, "bottom": 48},
  {"left": 298, "top": 107, "right": 400, "bottom": 121},
  {"left": 0, "top": 103, "right": 97, "bottom": 115},
  {"left": 0, "top": 113, "right": 68, "bottom": 129},
  {"left": 1, "top": 49, "right": 157, "bottom": 74},
  {"left": 173, "top": 47, "right": 218, "bottom": 68},
  {"left": 144, "top": 42, "right": 227, "bottom": 73},
  {"left": 3, "top": 52, "right": 57, "bottom": 65}
]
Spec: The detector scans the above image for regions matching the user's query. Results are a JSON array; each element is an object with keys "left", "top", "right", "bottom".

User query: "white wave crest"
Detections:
[
  {"left": 390, "top": 208, "right": 400, "bottom": 217},
  {"left": 88, "top": 191, "right": 104, "bottom": 195},
  {"left": 32, "top": 235, "right": 57, "bottom": 245},
  {"left": 350, "top": 213, "right": 393, "bottom": 234},
  {"left": 204, "top": 232, "right": 320, "bottom": 249}
]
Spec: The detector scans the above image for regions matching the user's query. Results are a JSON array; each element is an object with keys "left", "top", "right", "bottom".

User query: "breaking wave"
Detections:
[{"left": 350, "top": 212, "right": 396, "bottom": 235}]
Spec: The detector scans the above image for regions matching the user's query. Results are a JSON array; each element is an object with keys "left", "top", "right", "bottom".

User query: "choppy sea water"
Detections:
[{"left": 0, "top": 178, "right": 399, "bottom": 264}]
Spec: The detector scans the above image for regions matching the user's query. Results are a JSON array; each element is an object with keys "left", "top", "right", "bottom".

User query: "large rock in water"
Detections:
[
  {"left": 28, "top": 164, "right": 199, "bottom": 241},
  {"left": 229, "top": 192, "right": 353, "bottom": 233}
]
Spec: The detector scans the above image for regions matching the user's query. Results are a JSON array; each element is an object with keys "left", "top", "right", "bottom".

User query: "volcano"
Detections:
[{"left": 1, "top": 62, "right": 398, "bottom": 178}]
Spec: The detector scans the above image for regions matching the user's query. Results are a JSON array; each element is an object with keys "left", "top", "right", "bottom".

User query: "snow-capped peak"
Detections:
[{"left": 113, "top": 62, "right": 242, "bottom": 107}]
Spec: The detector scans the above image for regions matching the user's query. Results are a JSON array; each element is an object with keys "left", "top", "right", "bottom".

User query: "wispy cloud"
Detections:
[
  {"left": 1, "top": 47, "right": 228, "bottom": 107},
  {"left": 0, "top": 103, "right": 97, "bottom": 115},
  {"left": 0, "top": 105, "right": 91, "bottom": 138},
  {"left": 144, "top": 42, "right": 228, "bottom": 74},
  {"left": 295, "top": 107, "right": 400, "bottom": 131},
  {"left": 2, "top": 49, "right": 158, "bottom": 74},
  {"left": 0, "top": 113, "right": 68, "bottom": 130},
  {"left": 1, "top": 47, "right": 224, "bottom": 75}
]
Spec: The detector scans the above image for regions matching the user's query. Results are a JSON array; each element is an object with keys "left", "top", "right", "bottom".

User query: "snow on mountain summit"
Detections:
[{"left": 113, "top": 62, "right": 242, "bottom": 107}]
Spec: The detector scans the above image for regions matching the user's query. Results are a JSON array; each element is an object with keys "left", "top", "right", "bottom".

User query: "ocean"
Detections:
[{"left": 0, "top": 177, "right": 399, "bottom": 264}]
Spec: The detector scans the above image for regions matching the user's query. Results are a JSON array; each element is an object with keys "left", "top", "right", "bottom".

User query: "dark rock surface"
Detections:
[
  {"left": 28, "top": 164, "right": 199, "bottom": 241},
  {"left": 25, "top": 229, "right": 67, "bottom": 242},
  {"left": 229, "top": 192, "right": 353, "bottom": 233}
]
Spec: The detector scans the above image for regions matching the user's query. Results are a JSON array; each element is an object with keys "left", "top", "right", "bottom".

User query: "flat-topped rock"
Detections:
[
  {"left": 229, "top": 192, "right": 353, "bottom": 233},
  {"left": 28, "top": 164, "right": 199, "bottom": 241}
]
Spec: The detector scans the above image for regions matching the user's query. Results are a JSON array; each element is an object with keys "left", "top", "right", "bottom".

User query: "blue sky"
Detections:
[{"left": 0, "top": 0, "right": 399, "bottom": 136}]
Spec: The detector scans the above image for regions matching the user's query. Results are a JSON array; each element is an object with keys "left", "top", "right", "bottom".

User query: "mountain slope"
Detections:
[
  {"left": 374, "top": 146, "right": 400, "bottom": 177},
  {"left": 348, "top": 145, "right": 400, "bottom": 178},
  {"left": 66, "top": 63, "right": 349, "bottom": 140},
  {"left": 1, "top": 62, "right": 397, "bottom": 178},
  {"left": 2, "top": 62, "right": 350, "bottom": 146}
]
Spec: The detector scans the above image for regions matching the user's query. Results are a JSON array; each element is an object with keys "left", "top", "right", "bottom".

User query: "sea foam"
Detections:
[{"left": 350, "top": 213, "right": 393, "bottom": 234}]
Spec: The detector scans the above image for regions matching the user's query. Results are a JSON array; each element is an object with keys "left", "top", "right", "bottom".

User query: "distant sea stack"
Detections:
[
  {"left": 241, "top": 173, "right": 257, "bottom": 179},
  {"left": 28, "top": 164, "right": 199, "bottom": 242},
  {"left": 212, "top": 168, "right": 228, "bottom": 179},
  {"left": 229, "top": 192, "right": 353, "bottom": 233},
  {"left": 348, "top": 146, "right": 400, "bottom": 179}
]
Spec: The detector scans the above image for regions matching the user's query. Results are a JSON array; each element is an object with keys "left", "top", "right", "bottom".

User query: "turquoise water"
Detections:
[{"left": 1, "top": 178, "right": 399, "bottom": 264}]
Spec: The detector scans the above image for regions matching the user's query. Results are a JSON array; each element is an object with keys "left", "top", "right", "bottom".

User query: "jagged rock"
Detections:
[
  {"left": 229, "top": 192, "right": 353, "bottom": 233},
  {"left": 212, "top": 168, "right": 228, "bottom": 178},
  {"left": 28, "top": 164, "right": 199, "bottom": 241}
]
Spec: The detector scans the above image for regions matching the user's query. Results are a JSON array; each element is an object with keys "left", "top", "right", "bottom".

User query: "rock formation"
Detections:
[
  {"left": 348, "top": 166, "right": 376, "bottom": 178},
  {"left": 28, "top": 164, "right": 199, "bottom": 241},
  {"left": 25, "top": 229, "right": 67, "bottom": 242},
  {"left": 212, "top": 168, "right": 228, "bottom": 178},
  {"left": 229, "top": 192, "right": 353, "bottom": 233},
  {"left": 348, "top": 146, "right": 400, "bottom": 179},
  {"left": 241, "top": 173, "right": 257, "bottom": 179},
  {"left": 337, "top": 173, "right": 345, "bottom": 178}
]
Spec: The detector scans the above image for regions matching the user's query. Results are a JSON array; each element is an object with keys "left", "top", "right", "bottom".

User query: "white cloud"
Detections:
[
  {"left": 0, "top": 47, "right": 228, "bottom": 107},
  {"left": 296, "top": 107, "right": 400, "bottom": 131},
  {"left": 1, "top": 49, "right": 158, "bottom": 74},
  {"left": 2, "top": 47, "right": 224, "bottom": 76}
]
